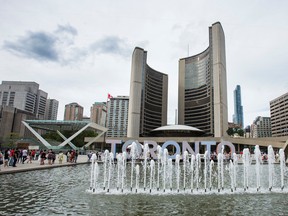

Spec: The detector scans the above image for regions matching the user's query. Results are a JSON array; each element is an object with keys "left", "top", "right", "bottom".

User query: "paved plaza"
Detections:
[{"left": 0, "top": 154, "right": 90, "bottom": 175}]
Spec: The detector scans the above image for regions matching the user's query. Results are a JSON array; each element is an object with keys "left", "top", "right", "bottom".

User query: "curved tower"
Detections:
[
  {"left": 178, "top": 22, "right": 228, "bottom": 137},
  {"left": 128, "top": 47, "right": 168, "bottom": 137}
]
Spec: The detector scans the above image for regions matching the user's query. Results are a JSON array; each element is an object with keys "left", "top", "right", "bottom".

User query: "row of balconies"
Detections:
[
  {"left": 270, "top": 95, "right": 288, "bottom": 105},
  {"left": 271, "top": 121, "right": 288, "bottom": 127},
  {"left": 270, "top": 113, "right": 288, "bottom": 120}
]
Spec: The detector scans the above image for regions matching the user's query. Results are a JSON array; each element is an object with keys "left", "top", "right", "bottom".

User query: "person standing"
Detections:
[
  {"left": 22, "top": 148, "right": 28, "bottom": 164},
  {"left": 87, "top": 151, "right": 92, "bottom": 162},
  {"left": 47, "top": 149, "right": 53, "bottom": 165},
  {"left": 74, "top": 151, "right": 78, "bottom": 163},
  {"left": 27, "top": 151, "right": 32, "bottom": 163},
  {"left": 12, "top": 149, "right": 18, "bottom": 167},
  {"left": 40, "top": 150, "right": 46, "bottom": 165},
  {"left": 0, "top": 151, "right": 3, "bottom": 171},
  {"left": 9, "top": 149, "right": 14, "bottom": 166},
  {"left": 18, "top": 149, "right": 22, "bottom": 163},
  {"left": 70, "top": 150, "right": 75, "bottom": 163},
  {"left": 58, "top": 151, "right": 64, "bottom": 164},
  {"left": 52, "top": 151, "right": 56, "bottom": 164},
  {"left": 66, "top": 151, "right": 70, "bottom": 162},
  {"left": 31, "top": 149, "right": 36, "bottom": 160},
  {"left": 35, "top": 150, "right": 40, "bottom": 160}
]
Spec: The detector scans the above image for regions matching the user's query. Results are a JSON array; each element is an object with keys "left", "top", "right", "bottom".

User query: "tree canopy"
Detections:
[
  {"left": 43, "top": 130, "right": 98, "bottom": 147},
  {"left": 226, "top": 127, "right": 244, "bottom": 137}
]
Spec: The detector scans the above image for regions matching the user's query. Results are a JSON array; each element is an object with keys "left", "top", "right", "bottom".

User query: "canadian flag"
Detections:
[{"left": 108, "top": 93, "right": 113, "bottom": 99}]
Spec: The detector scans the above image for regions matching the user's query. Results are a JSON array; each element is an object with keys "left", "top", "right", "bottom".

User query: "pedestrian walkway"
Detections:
[{"left": 0, "top": 154, "right": 90, "bottom": 175}]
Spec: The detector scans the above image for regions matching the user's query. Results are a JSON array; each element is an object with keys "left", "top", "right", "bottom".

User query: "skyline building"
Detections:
[
  {"left": 64, "top": 102, "right": 83, "bottom": 121},
  {"left": 90, "top": 102, "right": 106, "bottom": 127},
  {"left": 127, "top": 47, "right": 168, "bottom": 137},
  {"left": 251, "top": 116, "right": 271, "bottom": 138},
  {"left": 0, "top": 105, "right": 37, "bottom": 144},
  {"left": 107, "top": 96, "right": 129, "bottom": 137},
  {"left": 233, "top": 85, "right": 244, "bottom": 127},
  {"left": 45, "top": 99, "right": 59, "bottom": 120},
  {"left": 270, "top": 92, "right": 288, "bottom": 137},
  {"left": 178, "top": 22, "right": 228, "bottom": 137},
  {"left": 0, "top": 81, "right": 48, "bottom": 119},
  {"left": 0, "top": 81, "right": 58, "bottom": 144}
]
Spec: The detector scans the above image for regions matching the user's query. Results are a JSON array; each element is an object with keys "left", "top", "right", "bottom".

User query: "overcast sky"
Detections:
[{"left": 1, "top": 0, "right": 287, "bottom": 127}]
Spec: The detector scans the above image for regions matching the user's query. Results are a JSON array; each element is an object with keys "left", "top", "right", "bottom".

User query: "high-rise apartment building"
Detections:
[
  {"left": 251, "top": 116, "right": 271, "bottom": 138},
  {"left": 178, "top": 22, "right": 228, "bottom": 137},
  {"left": 0, "top": 81, "right": 58, "bottom": 143},
  {"left": 64, "top": 102, "right": 83, "bottom": 121},
  {"left": 0, "top": 81, "right": 48, "bottom": 119},
  {"left": 90, "top": 102, "right": 106, "bottom": 127},
  {"left": 45, "top": 99, "right": 59, "bottom": 120},
  {"left": 127, "top": 47, "right": 168, "bottom": 137},
  {"left": 233, "top": 85, "right": 244, "bottom": 127},
  {"left": 270, "top": 92, "right": 288, "bottom": 137},
  {"left": 107, "top": 96, "right": 129, "bottom": 137}
]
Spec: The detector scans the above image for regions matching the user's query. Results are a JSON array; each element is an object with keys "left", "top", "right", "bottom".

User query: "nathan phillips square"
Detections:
[{"left": 0, "top": 1, "right": 288, "bottom": 215}]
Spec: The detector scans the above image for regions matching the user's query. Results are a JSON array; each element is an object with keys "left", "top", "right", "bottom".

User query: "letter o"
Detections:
[
  {"left": 162, "top": 140, "right": 180, "bottom": 159},
  {"left": 216, "top": 141, "right": 235, "bottom": 155}
]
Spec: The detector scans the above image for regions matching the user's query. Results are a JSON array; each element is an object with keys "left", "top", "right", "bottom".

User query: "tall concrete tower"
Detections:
[
  {"left": 178, "top": 22, "right": 228, "bottom": 137},
  {"left": 127, "top": 47, "right": 168, "bottom": 137}
]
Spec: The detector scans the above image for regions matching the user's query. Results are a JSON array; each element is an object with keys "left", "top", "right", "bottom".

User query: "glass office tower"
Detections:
[{"left": 233, "top": 85, "right": 244, "bottom": 127}]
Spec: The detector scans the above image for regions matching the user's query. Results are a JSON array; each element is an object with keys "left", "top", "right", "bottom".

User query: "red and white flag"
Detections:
[{"left": 108, "top": 93, "right": 113, "bottom": 99}]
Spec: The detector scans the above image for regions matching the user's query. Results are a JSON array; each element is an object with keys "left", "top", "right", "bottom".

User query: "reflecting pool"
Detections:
[{"left": 1, "top": 164, "right": 288, "bottom": 215}]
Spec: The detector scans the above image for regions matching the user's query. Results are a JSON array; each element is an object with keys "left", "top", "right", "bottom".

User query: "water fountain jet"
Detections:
[{"left": 89, "top": 145, "right": 286, "bottom": 195}]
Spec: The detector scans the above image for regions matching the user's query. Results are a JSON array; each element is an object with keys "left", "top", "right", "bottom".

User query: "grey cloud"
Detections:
[
  {"left": 55, "top": 24, "right": 78, "bottom": 35},
  {"left": 3, "top": 26, "right": 132, "bottom": 65},
  {"left": 3, "top": 31, "right": 59, "bottom": 61},
  {"left": 90, "top": 36, "right": 131, "bottom": 57}
]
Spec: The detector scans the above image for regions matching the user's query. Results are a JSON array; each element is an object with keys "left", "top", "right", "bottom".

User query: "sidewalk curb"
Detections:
[{"left": 0, "top": 162, "right": 90, "bottom": 175}]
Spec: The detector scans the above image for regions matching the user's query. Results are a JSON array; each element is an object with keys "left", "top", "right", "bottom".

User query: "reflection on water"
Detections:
[
  {"left": 1, "top": 165, "right": 90, "bottom": 216},
  {"left": 1, "top": 164, "right": 288, "bottom": 216}
]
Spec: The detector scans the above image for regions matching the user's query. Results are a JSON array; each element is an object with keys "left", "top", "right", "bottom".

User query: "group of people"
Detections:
[
  {"left": 65, "top": 150, "right": 79, "bottom": 163},
  {"left": 87, "top": 151, "right": 102, "bottom": 162},
  {"left": 38, "top": 149, "right": 79, "bottom": 165},
  {"left": 0, "top": 148, "right": 36, "bottom": 169},
  {"left": 0, "top": 148, "right": 80, "bottom": 170}
]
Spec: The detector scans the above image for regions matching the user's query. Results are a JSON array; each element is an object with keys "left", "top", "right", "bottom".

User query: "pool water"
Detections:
[{"left": 1, "top": 164, "right": 288, "bottom": 215}]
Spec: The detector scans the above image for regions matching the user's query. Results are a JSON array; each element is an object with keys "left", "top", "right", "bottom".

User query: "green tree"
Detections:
[
  {"left": 43, "top": 132, "right": 62, "bottom": 141},
  {"left": 236, "top": 128, "right": 244, "bottom": 137},
  {"left": 226, "top": 128, "right": 234, "bottom": 136},
  {"left": 226, "top": 127, "right": 244, "bottom": 137}
]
